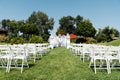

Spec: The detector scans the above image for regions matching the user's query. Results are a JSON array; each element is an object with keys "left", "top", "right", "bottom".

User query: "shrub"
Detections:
[
  {"left": 29, "top": 35, "right": 43, "bottom": 43},
  {"left": 86, "top": 37, "right": 97, "bottom": 43},
  {"left": 0, "top": 35, "right": 7, "bottom": 42},
  {"left": 75, "top": 36, "right": 96, "bottom": 44},
  {"left": 42, "top": 34, "right": 49, "bottom": 42},
  {"left": 70, "top": 38, "right": 77, "bottom": 43},
  {"left": 10, "top": 37, "right": 25, "bottom": 44},
  {"left": 75, "top": 37, "right": 86, "bottom": 43}
]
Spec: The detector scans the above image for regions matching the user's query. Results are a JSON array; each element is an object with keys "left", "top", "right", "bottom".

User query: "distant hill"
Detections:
[{"left": 105, "top": 39, "right": 120, "bottom": 46}]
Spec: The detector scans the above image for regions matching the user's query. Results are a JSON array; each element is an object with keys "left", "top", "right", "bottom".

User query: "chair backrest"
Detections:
[
  {"left": 0, "top": 44, "right": 10, "bottom": 55},
  {"left": 10, "top": 44, "right": 27, "bottom": 57},
  {"left": 26, "top": 43, "right": 36, "bottom": 55},
  {"left": 91, "top": 45, "right": 108, "bottom": 57},
  {"left": 107, "top": 46, "right": 120, "bottom": 57}
]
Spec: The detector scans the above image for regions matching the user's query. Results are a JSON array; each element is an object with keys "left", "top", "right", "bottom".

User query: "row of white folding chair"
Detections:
[
  {"left": 70, "top": 44, "right": 82, "bottom": 56},
  {"left": 89, "top": 45, "right": 120, "bottom": 74},
  {"left": 35, "top": 43, "right": 50, "bottom": 59},
  {"left": 70, "top": 43, "right": 92, "bottom": 62},
  {"left": 80, "top": 44, "right": 92, "bottom": 62},
  {"left": 70, "top": 44, "right": 83, "bottom": 61},
  {"left": 0, "top": 44, "right": 28, "bottom": 73},
  {"left": 0, "top": 43, "right": 49, "bottom": 73},
  {"left": 89, "top": 45, "right": 110, "bottom": 74},
  {"left": 70, "top": 44, "right": 120, "bottom": 74},
  {"left": 25, "top": 43, "right": 49, "bottom": 63},
  {"left": 25, "top": 44, "right": 37, "bottom": 63}
]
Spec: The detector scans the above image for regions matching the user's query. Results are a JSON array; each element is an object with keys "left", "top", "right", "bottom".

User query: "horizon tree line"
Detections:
[{"left": 0, "top": 11, "right": 119, "bottom": 43}]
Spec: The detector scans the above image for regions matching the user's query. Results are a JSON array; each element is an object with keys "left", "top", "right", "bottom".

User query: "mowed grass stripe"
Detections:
[{"left": 30, "top": 47, "right": 93, "bottom": 80}]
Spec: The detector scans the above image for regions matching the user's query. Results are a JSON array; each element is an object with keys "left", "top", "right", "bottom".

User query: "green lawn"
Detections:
[
  {"left": 1, "top": 47, "right": 120, "bottom": 80},
  {"left": 105, "top": 39, "right": 120, "bottom": 46}
]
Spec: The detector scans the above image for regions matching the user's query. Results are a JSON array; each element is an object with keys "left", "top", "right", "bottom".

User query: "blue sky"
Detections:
[{"left": 0, "top": 0, "right": 120, "bottom": 34}]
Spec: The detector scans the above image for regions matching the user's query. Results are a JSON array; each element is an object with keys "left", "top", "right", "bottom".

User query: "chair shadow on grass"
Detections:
[{"left": 29, "top": 63, "right": 35, "bottom": 67}]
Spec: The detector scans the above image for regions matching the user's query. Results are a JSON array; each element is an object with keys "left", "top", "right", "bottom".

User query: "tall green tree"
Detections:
[
  {"left": 76, "top": 19, "right": 96, "bottom": 37},
  {"left": 19, "top": 23, "right": 39, "bottom": 40},
  {"left": 27, "top": 11, "right": 54, "bottom": 41},
  {"left": 1, "top": 19, "right": 10, "bottom": 30},
  {"left": 1, "top": 19, "right": 7, "bottom": 30},
  {"left": 7, "top": 20, "right": 18, "bottom": 37},
  {"left": 59, "top": 16, "right": 75, "bottom": 34},
  {"left": 75, "top": 15, "right": 83, "bottom": 26}
]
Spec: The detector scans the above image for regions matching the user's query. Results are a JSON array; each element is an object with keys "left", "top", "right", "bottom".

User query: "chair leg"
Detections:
[
  {"left": 94, "top": 59, "right": 96, "bottom": 74},
  {"left": 100, "top": 60, "right": 104, "bottom": 67},
  {"left": 25, "top": 59, "right": 29, "bottom": 68},
  {"left": 8, "top": 59, "right": 12, "bottom": 73},
  {"left": 1, "top": 59, "right": 5, "bottom": 67},
  {"left": 6, "top": 59, "right": 10, "bottom": 73},
  {"left": 89, "top": 58, "right": 93, "bottom": 68},
  {"left": 82, "top": 53, "right": 85, "bottom": 63},
  {"left": 107, "top": 60, "right": 111, "bottom": 74},
  {"left": 21, "top": 59, "right": 24, "bottom": 73},
  {"left": 34, "top": 55, "right": 36, "bottom": 63}
]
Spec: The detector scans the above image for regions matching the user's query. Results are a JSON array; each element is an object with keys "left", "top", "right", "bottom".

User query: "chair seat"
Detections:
[
  {"left": 93, "top": 56, "right": 105, "bottom": 60},
  {"left": 13, "top": 55, "right": 26, "bottom": 59}
]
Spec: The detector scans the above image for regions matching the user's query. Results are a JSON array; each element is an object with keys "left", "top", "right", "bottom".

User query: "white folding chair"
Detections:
[
  {"left": 80, "top": 44, "right": 91, "bottom": 62},
  {"left": 0, "top": 44, "right": 11, "bottom": 72},
  {"left": 106, "top": 46, "right": 120, "bottom": 73},
  {"left": 8, "top": 44, "right": 29, "bottom": 73},
  {"left": 89, "top": 45, "right": 110, "bottom": 74},
  {"left": 26, "top": 44, "right": 37, "bottom": 63}
]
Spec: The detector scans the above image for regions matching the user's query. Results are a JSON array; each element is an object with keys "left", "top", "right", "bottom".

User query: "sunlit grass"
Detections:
[{"left": 105, "top": 39, "right": 120, "bottom": 46}]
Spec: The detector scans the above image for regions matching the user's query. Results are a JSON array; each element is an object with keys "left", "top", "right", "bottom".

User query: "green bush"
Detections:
[
  {"left": 42, "top": 34, "right": 49, "bottom": 42},
  {"left": 0, "top": 35, "right": 7, "bottom": 42},
  {"left": 86, "top": 37, "right": 97, "bottom": 43},
  {"left": 29, "top": 35, "right": 43, "bottom": 43},
  {"left": 75, "top": 36, "right": 96, "bottom": 44},
  {"left": 10, "top": 37, "right": 25, "bottom": 44},
  {"left": 70, "top": 38, "right": 77, "bottom": 43},
  {"left": 75, "top": 37, "right": 86, "bottom": 43}
]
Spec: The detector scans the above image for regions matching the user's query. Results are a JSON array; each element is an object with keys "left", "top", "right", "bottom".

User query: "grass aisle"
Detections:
[{"left": 1, "top": 47, "right": 120, "bottom": 80}]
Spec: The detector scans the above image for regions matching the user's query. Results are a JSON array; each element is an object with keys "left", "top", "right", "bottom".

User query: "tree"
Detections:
[
  {"left": 95, "top": 26, "right": 119, "bottom": 42},
  {"left": 76, "top": 19, "right": 96, "bottom": 37},
  {"left": 1, "top": 19, "right": 18, "bottom": 36},
  {"left": 27, "top": 11, "right": 54, "bottom": 41},
  {"left": 19, "top": 23, "right": 39, "bottom": 40},
  {"left": 95, "top": 29, "right": 107, "bottom": 42},
  {"left": 1, "top": 19, "right": 10, "bottom": 30},
  {"left": 1, "top": 19, "right": 7, "bottom": 30},
  {"left": 75, "top": 15, "right": 83, "bottom": 26},
  {"left": 57, "top": 15, "right": 96, "bottom": 39},
  {"left": 110, "top": 28, "right": 119, "bottom": 38},
  {"left": 59, "top": 16, "right": 75, "bottom": 34},
  {"left": 56, "top": 28, "right": 66, "bottom": 35},
  {"left": 7, "top": 20, "right": 18, "bottom": 37}
]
